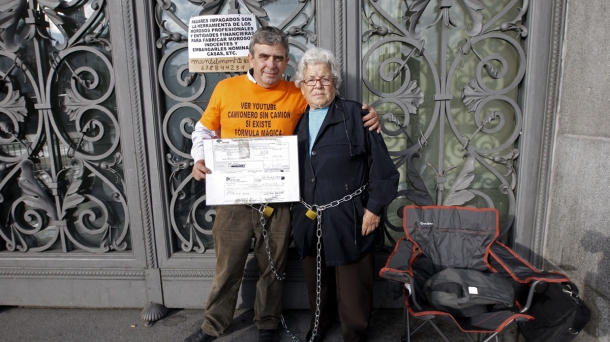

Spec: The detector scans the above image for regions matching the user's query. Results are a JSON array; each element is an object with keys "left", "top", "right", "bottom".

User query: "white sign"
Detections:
[
  {"left": 203, "top": 136, "right": 300, "bottom": 205},
  {"left": 188, "top": 14, "right": 255, "bottom": 73}
]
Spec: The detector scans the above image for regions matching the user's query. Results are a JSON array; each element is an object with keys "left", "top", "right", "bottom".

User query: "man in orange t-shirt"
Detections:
[
  {"left": 198, "top": 69, "right": 307, "bottom": 139},
  {"left": 186, "top": 26, "right": 379, "bottom": 342}
]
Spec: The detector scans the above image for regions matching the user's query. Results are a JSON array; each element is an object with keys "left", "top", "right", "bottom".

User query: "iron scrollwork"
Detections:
[
  {"left": 156, "top": 0, "right": 316, "bottom": 253},
  {"left": 363, "top": 0, "right": 529, "bottom": 244},
  {"left": 0, "top": 0, "right": 129, "bottom": 253}
]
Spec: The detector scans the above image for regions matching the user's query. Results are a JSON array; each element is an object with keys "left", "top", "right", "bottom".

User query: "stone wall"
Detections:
[{"left": 544, "top": 1, "right": 610, "bottom": 340}]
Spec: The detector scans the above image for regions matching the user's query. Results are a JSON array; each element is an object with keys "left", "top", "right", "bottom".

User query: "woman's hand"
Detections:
[{"left": 362, "top": 209, "right": 380, "bottom": 236}]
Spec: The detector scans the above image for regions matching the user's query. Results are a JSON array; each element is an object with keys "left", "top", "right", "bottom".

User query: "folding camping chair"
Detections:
[{"left": 379, "top": 205, "right": 570, "bottom": 342}]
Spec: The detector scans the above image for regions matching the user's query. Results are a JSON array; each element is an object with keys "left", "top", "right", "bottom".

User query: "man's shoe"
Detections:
[
  {"left": 184, "top": 328, "right": 216, "bottom": 342},
  {"left": 305, "top": 330, "right": 324, "bottom": 342},
  {"left": 259, "top": 328, "right": 280, "bottom": 342}
]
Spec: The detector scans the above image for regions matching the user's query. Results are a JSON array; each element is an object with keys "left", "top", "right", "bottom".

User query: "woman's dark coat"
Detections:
[{"left": 291, "top": 97, "right": 399, "bottom": 266}]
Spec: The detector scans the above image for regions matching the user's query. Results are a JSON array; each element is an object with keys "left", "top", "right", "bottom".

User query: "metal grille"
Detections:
[
  {"left": 361, "top": 0, "right": 527, "bottom": 246},
  {"left": 0, "top": 0, "right": 130, "bottom": 253},
  {"left": 156, "top": 0, "right": 318, "bottom": 254}
]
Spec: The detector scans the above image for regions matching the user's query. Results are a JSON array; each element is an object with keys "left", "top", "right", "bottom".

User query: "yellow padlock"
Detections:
[
  {"left": 263, "top": 205, "right": 274, "bottom": 218},
  {"left": 305, "top": 209, "right": 317, "bottom": 220}
]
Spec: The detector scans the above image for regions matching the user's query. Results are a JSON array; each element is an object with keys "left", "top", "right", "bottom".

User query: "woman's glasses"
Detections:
[{"left": 303, "top": 77, "right": 333, "bottom": 86}]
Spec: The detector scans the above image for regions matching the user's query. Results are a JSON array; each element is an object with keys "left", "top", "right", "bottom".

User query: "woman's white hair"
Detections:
[{"left": 293, "top": 47, "right": 342, "bottom": 88}]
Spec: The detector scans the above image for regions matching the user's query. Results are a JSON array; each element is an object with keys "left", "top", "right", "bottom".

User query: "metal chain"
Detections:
[
  {"left": 310, "top": 213, "right": 323, "bottom": 340},
  {"left": 300, "top": 183, "right": 367, "bottom": 341},
  {"left": 277, "top": 210, "right": 323, "bottom": 342},
  {"left": 280, "top": 315, "right": 301, "bottom": 341},
  {"left": 301, "top": 184, "right": 367, "bottom": 212},
  {"left": 247, "top": 204, "right": 298, "bottom": 340},
  {"left": 252, "top": 183, "right": 367, "bottom": 342},
  {"left": 249, "top": 203, "right": 286, "bottom": 281}
]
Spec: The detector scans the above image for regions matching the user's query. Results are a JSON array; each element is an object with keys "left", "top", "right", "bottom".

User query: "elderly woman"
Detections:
[{"left": 291, "top": 47, "right": 399, "bottom": 342}]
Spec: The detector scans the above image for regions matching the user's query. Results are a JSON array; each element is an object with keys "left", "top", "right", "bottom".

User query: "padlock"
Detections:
[
  {"left": 263, "top": 205, "right": 274, "bottom": 218},
  {"left": 305, "top": 208, "right": 317, "bottom": 220}
]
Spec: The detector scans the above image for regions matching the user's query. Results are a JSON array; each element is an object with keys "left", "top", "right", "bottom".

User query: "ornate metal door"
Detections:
[
  {"left": 138, "top": 0, "right": 319, "bottom": 311},
  {"left": 356, "top": 0, "right": 528, "bottom": 245},
  {"left": 0, "top": 0, "right": 562, "bottom": 316},
  {"left": 0, "top": 0, "right": 322, "bottom": 315},
  {"left": 0, "top": 0, "right": 154, "bottom": 308},
  {"left": 350, "top": 0, "right": 560, "bottom": 265}
]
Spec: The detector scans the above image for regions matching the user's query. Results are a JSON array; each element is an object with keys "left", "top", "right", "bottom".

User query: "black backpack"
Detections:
[
  {"left": 423, "top": 268, "right": 514, "bottom": 317},
  {"left": 518, "top": 282, "right": 591, "bottom": 341}
]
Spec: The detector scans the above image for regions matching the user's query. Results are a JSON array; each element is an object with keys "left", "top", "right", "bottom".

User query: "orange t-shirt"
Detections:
[{"left": 200, "top": 75, "right": 308, "bottom": 138}]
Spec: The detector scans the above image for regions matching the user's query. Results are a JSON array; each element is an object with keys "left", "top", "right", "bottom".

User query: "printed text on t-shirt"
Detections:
[{"left": 229, "top": 102, "right": 292, "bottom": 137}]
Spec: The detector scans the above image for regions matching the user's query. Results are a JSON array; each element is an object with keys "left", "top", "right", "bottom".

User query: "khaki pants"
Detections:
[
  {"left": 201, "top": 203, "right": 291, "bottom": 336},
  {"left": 303, "top": 250, "right": 374, "bottom": 342}
]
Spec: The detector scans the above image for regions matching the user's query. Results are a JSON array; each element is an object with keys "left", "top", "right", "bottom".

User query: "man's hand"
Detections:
[
  {"left": 192, "top": 160, "right": 211, "bottom": 181},
  {"left": 362, "top": 209, "right": 380, "bottom": 236},
  {"left": 362, "top": 103, "right": 381, "bottom": 133}
]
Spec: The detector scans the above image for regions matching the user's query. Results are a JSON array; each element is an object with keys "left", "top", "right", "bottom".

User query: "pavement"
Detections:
[{"left": 0, "top": 306, "right": 522, "bottom": 342}]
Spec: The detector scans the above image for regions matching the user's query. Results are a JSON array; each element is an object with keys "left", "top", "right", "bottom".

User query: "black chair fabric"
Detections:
[{"left": 379, "top": 205, "right": 570, "bottom": 337}]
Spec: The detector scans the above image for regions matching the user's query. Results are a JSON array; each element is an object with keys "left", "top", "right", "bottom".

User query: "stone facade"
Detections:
[{"left": 545, "top": 1, "right": 610, "bottom": 340}]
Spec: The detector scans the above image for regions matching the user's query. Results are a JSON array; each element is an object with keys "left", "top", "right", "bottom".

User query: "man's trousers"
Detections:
[{"left": 201, "top": 203, "right": 291, "bottom": 336}]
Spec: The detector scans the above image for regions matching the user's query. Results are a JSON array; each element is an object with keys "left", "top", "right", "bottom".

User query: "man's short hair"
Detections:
[{"left": 249, "top": 26, "right": 289, "bottom": 56}]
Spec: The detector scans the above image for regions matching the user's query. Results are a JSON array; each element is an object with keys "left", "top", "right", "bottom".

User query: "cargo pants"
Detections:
[{"left": 201, "top": 203, "right": 291, "bottom": 336}]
